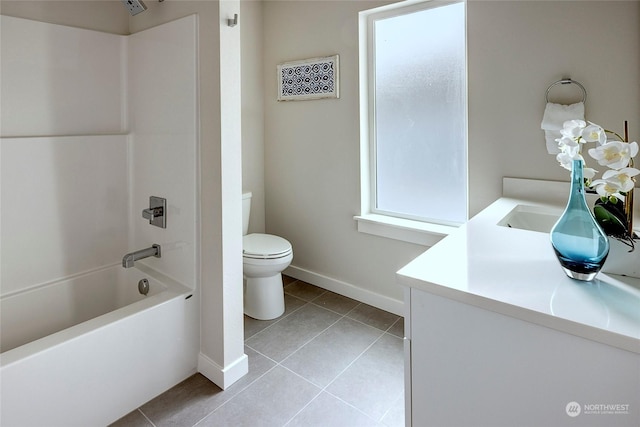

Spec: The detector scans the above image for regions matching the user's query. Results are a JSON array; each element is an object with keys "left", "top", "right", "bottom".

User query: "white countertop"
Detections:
[{"left": 397, "top": 194, "right": 640, "bottom": 354}]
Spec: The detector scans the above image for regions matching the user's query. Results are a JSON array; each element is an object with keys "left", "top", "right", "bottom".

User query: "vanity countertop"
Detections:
[{"left": 397, "top": 196, "right": 640, "bottom": 354}]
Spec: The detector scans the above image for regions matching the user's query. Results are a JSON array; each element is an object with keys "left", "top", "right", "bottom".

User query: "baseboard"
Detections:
[
  {"left": 284, "top": 265, "right": 404, "bottom": 316},
  {"left": 197, "top": 352, "right": 248, "bottom": 390}
]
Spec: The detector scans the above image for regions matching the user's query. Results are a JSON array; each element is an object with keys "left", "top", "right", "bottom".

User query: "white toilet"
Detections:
[{"left": 242, "top": 192, "right": 293, "bottom": 320}]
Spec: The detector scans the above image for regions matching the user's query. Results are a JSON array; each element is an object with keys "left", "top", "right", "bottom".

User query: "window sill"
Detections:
[{"left": 354, "top": 214, "right": 457, "bottom": 246}]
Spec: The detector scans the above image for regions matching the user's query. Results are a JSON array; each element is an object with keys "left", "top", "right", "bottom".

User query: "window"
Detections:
[{"left": 357, "top": 1, "right": 467, "bottom": 244}]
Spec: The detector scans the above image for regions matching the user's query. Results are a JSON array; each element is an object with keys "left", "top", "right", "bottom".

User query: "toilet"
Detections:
[{"left": 242, "top": 192, "right": 293, "bottom": 320}]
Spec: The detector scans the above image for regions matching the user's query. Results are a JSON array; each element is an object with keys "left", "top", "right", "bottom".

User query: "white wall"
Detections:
[
  {"left": 128, "top": 15, "right": 198, "bottom": 291},
  {"left": 1, "top": 135, "right": 129, "bottom": 295},
  {"left": 0, "top": 0, "right": 129, "bottom": 34},
  {"left": 263, "top": 1, "right": 424, "bottom": 312},
  {"left": 0, "top": 16, "right": 128, "bottom": 296},
  {"left": 241, "top": 0, "right": 266, "bottom": 234},
  {"left": 129, "top": 0, "right": 247, "bottom": 389},
  {"left": 467, "top": 0, "right": 640, "bottom": 216},
  {"left": 0, "top": 15, "right": 126, "bottom": 136},
  {"left": 262, "top": 0, "right": 640, "bottom": 308},
  {"left": 0, "top": 14, "right": 200, "bottom": 296}
]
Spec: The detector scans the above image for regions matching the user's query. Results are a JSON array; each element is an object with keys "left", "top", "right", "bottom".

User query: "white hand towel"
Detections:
[
  {"left": 541, "top": 101, "right": 585, "bottom": 154},
  {"left": 545, "top": 130, "right": 562, "bottom": 154}
]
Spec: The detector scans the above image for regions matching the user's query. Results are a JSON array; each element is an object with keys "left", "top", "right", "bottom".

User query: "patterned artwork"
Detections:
[{"left": 277, "top": 55, "right": 339, "bottom": 101}]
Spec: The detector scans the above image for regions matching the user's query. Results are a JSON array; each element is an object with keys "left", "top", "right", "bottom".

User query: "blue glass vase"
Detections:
[{"left": 550, "top": 159, "right": 610, "bottom": 281}]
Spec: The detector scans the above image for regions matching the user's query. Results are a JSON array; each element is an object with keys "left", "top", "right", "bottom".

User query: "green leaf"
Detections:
[
  {"left": 593, "top": 204, "right": 628, "bottom": 235},
  {"left": 594, "top": 198, "right": 627, "bottom": 224}
]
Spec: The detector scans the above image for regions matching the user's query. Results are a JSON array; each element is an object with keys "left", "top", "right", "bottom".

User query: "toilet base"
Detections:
[{"left": 244, "top": 273, "right": 285, "bottom": 320}]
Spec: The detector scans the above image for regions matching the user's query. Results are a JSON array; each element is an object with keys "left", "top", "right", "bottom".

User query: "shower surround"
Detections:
[{"left": 0, "top": 14, "right": 199, "bottom": 426}]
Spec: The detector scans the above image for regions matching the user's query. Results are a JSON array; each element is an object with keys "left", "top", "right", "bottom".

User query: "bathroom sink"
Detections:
[{"left": 497, "top": 204, "right": 561, "bottom": 233}]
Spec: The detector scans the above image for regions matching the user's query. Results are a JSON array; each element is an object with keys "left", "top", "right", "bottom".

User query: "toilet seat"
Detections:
[{"left": 243, "top": 233, "right": 292, "bottom": 259}]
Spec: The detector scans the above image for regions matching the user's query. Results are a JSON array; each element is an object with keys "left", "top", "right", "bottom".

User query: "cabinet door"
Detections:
[{"left": 409, "top": 288, "right": 640, "bottom": 427}]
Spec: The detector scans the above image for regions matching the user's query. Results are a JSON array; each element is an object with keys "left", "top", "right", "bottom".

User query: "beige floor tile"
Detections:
[
  {"left": 286, "top": 391, "right": 381, "bottom": 427},
  {"left": 311, "top": 290, "right": 360, "bottom": 315},
  {"left": 139, "top": 347, "right": 275, "bottom": 427},
  {"left": 245, "top": 303, "right": 340, "bottom": 362},
  {"left": 282, "top": 275, "right": 297, "bottom": 286},
  {"left": 326, "top": 334, "right": 404, "bottom": 421},
  {"left": 284, "top": 280, "right": 327, "bottom": 301},
  {"left": 244, "top": 294, "right": 307, "bottom": 339},
  {"left": 109, "top": 409, "right": 153, "bottom": 427},
  {"left": 347, "top": 304, "right": 400, "bottom": 331},
  {"left": 381, "top": 392, "right": 405, "bottom": 427},
  {"left": 386, "top": 317, "right": 405, "bottom": 338},
  {"left": 281, "top": 317, "right": 383, "bottom": 388},
  {"left": 198, "top": 366, "right": 320, "bottom": 427}
]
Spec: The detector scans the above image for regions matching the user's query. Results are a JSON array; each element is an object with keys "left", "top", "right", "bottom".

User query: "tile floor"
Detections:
[{"left": 111, "top": 277, "right": 405, "bottom": 427}]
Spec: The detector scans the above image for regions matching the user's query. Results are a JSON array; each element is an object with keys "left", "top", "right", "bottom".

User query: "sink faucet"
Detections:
[{"left": 122, "top": 244, "right": 161, "bottom": 268}]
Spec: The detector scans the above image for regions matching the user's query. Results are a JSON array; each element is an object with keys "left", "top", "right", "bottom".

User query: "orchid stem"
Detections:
[
  {"left": 621, "top": 120, "right": 635, "bottom": 237},
  {"left": 604, "top": 129, "right": 625, "bottom": 141}
]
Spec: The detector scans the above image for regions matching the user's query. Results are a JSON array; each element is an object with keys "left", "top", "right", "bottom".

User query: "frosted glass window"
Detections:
[{"left": 370, "top": 2, "right": 467, "bottom": 225}]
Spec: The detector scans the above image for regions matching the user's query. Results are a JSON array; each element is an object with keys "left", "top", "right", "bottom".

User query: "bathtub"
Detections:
[{"left": 0, "top": 264, "right": 199, "bottom": 427}]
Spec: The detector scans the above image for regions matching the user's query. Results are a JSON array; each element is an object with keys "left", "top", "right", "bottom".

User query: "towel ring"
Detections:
[{"left": 545, "top": 78, "right": 587, "bottom": 103}]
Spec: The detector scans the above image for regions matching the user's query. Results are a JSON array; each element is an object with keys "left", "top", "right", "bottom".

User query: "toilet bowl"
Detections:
[{"left": 242, "top": 192, "right": 293, "bottom": 320}]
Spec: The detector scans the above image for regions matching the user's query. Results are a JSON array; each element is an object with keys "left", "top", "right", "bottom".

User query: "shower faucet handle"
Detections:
[
  {"left": 142, "top": 196, "right": 167, "bottom": 228},
  {"left": 142, "top": 207, "right": 163, "bottom": 220}
]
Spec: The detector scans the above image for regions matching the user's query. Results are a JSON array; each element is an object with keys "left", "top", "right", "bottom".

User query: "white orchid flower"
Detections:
[
  {"left": 556, "top": 151, "right": 583, "bottom": 172},
  {"left": 560, "top": 120, "right": 586, "bottom": 139},
  {"left": 589, "top": 178, "right": 626, "bottom": 201},
  {"left": 588, "top": 140, "right": 639, "bottom": 170},
  {"left": 581, "top": 122, "right": 606, "bottom": 145},
  {"left": 583, "top": 167, "right": 597, "bottom": 180},
  {"left": 550, "top": 120, "right": 637, "bottom": 206},
  {"left": 601, "top": 167, "right": 640, "bottom": 192},
  {"left": 556, "top": 135, "right": 579, "bottom": 151},
  {"left": 556, "top": 136, "right": 580, "bottom": 157},
  {"left": 563, "top": 119, "right": 587, "bottom": 130}
]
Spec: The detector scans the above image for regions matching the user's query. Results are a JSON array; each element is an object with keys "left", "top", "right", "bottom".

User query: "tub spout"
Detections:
[{"left": 122, "top": 244, "right": 161, "bottom": 268}]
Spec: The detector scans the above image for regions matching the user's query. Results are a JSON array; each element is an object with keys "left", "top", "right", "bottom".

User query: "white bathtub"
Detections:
[{"left": 0, "top": 264, "right": 199, "bottom": 426}]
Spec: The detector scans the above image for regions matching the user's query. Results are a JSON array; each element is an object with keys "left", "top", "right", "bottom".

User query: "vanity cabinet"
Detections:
[
  {"left": 397, "top": 195, "right": 640, "bottom": 427},
  {"left": 403, "top": 287, "right": 639, "bottom": 427}
]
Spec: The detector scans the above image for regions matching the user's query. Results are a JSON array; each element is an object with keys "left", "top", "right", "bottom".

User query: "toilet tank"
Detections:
[{"left": 242, "top": 192, "right": 252, "bottom": 236}]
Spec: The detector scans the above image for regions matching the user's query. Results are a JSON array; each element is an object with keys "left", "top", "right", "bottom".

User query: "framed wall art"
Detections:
[{"left": 277, "top": 55, "right": 339, "bottom": 101}]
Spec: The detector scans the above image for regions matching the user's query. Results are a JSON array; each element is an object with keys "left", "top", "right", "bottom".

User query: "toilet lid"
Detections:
[{"left": 243, "top": 233, "right": 292, "bottom": 259}]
